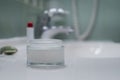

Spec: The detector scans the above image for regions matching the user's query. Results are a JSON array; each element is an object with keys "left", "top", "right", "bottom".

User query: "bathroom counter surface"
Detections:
[{"left": 0, "top": 39, "right": 120, "bottom": 80}]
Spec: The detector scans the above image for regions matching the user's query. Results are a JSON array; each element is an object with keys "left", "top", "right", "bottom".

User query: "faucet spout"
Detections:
[{"left": 41, "top": 27, "right": 73, "bottom": 39}]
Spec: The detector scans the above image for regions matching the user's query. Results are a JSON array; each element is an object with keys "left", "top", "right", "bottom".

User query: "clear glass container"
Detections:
[{"left": 27, "top": 39, "right": 64, "bottom": 68}]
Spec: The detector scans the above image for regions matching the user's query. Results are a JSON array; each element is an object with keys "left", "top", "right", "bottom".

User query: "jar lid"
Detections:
[{"left": 28, "top": 39, "right": 63, "bottom": 49}]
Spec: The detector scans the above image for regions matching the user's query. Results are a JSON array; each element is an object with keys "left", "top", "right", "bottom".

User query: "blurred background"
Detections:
[{"left": 0, "top": 0, "right": 120, "bottom": 42}]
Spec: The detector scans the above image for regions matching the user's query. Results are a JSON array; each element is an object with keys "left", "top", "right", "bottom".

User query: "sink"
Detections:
[
  {"left": 65, "top": 41, "right": 120, "bottom": 58},
  {"left": 0, "top": 39, "right": 120, "bottom": 80},
  {"left": 64, "top": 41, "right": 120, "bottom": 80}
]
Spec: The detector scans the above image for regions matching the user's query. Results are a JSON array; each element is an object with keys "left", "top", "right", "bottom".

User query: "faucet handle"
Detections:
[{"left": 44, "top": 8, "right": 69, "bottom": 17}]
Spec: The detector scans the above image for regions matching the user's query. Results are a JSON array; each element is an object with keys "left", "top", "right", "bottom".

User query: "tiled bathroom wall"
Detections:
[{"left": 0, "top": 0, "right": 41, "bottom": 38}]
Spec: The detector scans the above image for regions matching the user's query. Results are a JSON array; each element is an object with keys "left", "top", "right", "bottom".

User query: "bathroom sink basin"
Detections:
[
  {"left": 0, "top": 39, "right": 120, "bottom": 80},
  {"left": 64, "top": 41, "right": 120, "bottom": 80},
  {"left": 65, "top": 41, "right": 120, "bottom": 58}
]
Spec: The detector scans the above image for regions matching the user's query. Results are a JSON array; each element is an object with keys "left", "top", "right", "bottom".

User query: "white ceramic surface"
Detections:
[
  {"left": 0, "top": 39, "right": 120, "bottom": 80},
  {"left": 65, "top": 41, "right": 120, "bottom": 58}
]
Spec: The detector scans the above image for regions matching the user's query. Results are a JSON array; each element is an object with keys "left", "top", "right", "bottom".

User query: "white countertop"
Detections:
[{"left": 0, "top": 38, "right": 120, "bottom": 80}]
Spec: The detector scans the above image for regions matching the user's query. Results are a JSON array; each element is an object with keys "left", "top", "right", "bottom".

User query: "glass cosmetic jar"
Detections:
[{"left": 27, "top": 39, "right": 64, "bottom": 68}]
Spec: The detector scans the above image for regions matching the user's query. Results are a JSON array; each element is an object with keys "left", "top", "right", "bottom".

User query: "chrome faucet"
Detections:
[
  {"left": 34, "top": 8, "right": 73, "bottom": 39},
  {"left": 34, "top": 13, "right": 51, "bottom": 39},
  {"left": 41, "top": 26, "right": 73, "bottom": 39}
]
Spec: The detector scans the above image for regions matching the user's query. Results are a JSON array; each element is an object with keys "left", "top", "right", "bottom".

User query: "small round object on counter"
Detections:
[{"left": 0, "top": 46, "right": 17, "bottom": 55}]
